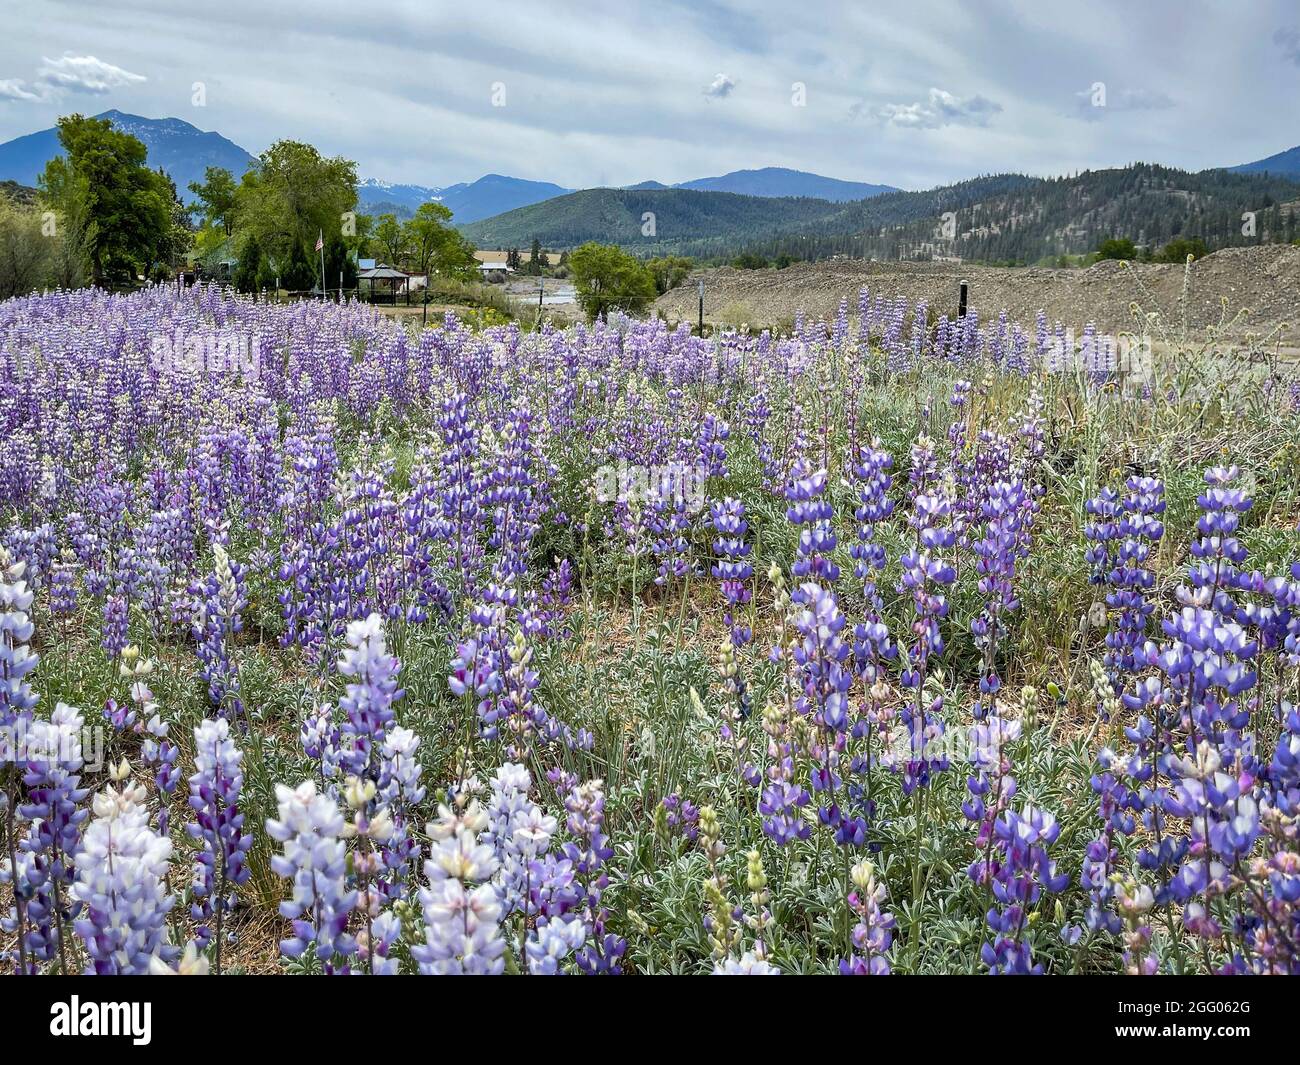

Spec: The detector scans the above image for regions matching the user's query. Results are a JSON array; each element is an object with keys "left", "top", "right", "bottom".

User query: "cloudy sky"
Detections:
[{"left": 2, "top": 0, "right": 1297, "bottom": 190}]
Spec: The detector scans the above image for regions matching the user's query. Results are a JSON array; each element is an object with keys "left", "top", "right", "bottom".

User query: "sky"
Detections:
[{"left": 1, "top": 0, "right": 1297, "bottom": 191}]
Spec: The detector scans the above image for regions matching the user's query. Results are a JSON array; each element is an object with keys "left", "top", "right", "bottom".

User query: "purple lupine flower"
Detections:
[
  {"left": 979, "top": 804, "right": 1070, "bottom": 974},
  {"left": 840, "top": 859, "right": 895, "bottom": 974},
  {"left": 711, "top": 498, "right": 753, "bottom": 650},
  {"left": 17, "top": 703, "right": 89, "bottom": 972},
  {"left": 267, "top": 781, "right": 357, "bottom": 969},
  {"left": 336, "top": 613, "right": 404, "bottom": 782},
  {"left": 413, "top": 793, "right": 505, "bottom": 974},
  {"left": 1, "top": 548, "right": 40, "bottom": 973},
  {"left": 101, "top": 594, "right": 129, "bottom": 662},
  {"left": 186, "top": 717, "right": 252, "bottom": 972},
  {"left": 553, "top": 772, "right": 626, "bottom": 974},
  {"left": 190, "top": 543, "right": 247, "bottom": 720},
  {"left": 71, "top": 782, "right": 177, "bottom": 974},
  {"left": 891, "top": 435, "right": 954, "bottom": 794}
]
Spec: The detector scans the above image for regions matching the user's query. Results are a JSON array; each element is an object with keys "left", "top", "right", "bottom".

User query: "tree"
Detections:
[
  {"left": 731, "top": 251, "right": 769, "bottom": 269},
  {"left": 232, "top": 234, "right": 263, "bottom": 293},
  {"left": 1156, "top": 237, "right": 1208, "bottom": 263},
  {"left": 235, "top": 140, "right": 357, "bottom": 278},
  {"left": 40, "top": 114, "right": 172, "bottom": 284},
  {"left": 402, "top": 201, "right": 477, "bottom": 281},
  {"left": 280, "top": 239, "right": 315, "bottom": 292},
  {"left": 324, "top": 233, "right": 357, "bottom": 293},
  {"left": 527, "top": 237, "right": 543, "bottom": 276},
  {"left": 0, "top": 196, "right": 50, "bottom": 298},
  {"left": 46, "top": 192, "right": 92, "bottom": 290},
  {"left": 149, "top": 170, "right": 193, "bottom": 280},
  {"left": 506, "top": 247, "right": 522, "bottom": 271},
  {"left": 1095, "top": 237, "right": 1138, "bottom": 261},
  {"left": 569, "top": 242, "right": 657, "bottom": 321},
  {"left": 374, "top": 213, "right": 407, "bottom": 267},
  {"left": 647, "top": 255, "right": 693, "bottom": 294},
  {"left": 188, "top": 166, "right": 239, "bottom": 235}
]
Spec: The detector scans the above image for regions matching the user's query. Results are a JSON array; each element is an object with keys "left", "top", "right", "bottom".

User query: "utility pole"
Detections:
[{"left": 698, "top": 279, "right": 705, "bottom": 337}]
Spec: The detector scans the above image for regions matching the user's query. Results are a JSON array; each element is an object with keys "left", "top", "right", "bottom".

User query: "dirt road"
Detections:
[{"left": 653, "top": 245, "right": 1300, "bottom": 344}]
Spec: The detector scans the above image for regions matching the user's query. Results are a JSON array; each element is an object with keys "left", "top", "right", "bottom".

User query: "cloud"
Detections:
[
  {"left": 703, "top": 72, "right": 735, "bottom": 98},
  {"left": 1072, "top": 85, "right": 1175, "bottom": 121},
  {"left": 1276, "top": 28, "right": 1300, "bottom": 66},
  {"left": 36, "top": 54, "right": 146, "bottom": 95},
  {"left": 0, "top": 78, "right": 41, "bottom": 101},
  {"left": 860, "top": 87, "right": 1001, "bottom": 129}
]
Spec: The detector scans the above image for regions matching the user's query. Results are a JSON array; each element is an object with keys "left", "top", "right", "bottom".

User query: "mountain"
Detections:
[
  {"left": 1229, "top": 145, "right": 1300, "bottom": 178},
  {"left": 434, "top": 174, "right": 572, "bottom": 224},
  {"left": 461, "top": 165, "right": 1300, "bottom": 262},
  {"left": 0, "top": 110, "right": 255, "bottom": 203},
  {"left": 675, "top": 167, "right": 896, "bottom": 201},
  {"left": 459, "top": 187, "right": 850, "bottom": 249},
  {"left": 356, "top": 178, "right": 443, "bottom": 217}
]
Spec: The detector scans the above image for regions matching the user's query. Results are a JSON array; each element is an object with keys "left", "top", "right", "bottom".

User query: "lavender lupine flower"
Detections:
[
  {"left": 412, "top": 792, "right": 506, "bottom": 974},
  {"left": 485, "top": 762, "right": 586, "bottom": 973},
  {"left": 101, "top": 594, "right": 129, "bottom": 662},
  {"left": 849, "top": 439, "right": 896, "bottom": 679},
  {"left": 697, "top": 413, "right": 730, "bottom": 479},
  {"left": 190, "top": 543, "right": 247, "bottom": 720},
  {"left": 791, "top": 582, "right": 859, "bottom": 843},
  {"left": 711, "top": 498, "right": 753, "bottom": 651},
  {"left": 0, "top": 547, "right": 40, "bottom": 973},
  {"left": 49, "top": 551, "right": 79, "bottom": 620},
  {"left": 970, "top": 479, "right": 1028, "bottom": 720},
  {"left": 980, "top": 804, "right": 1070, "bottom": 974},
  {"left": 660, "top": 793, "right": 700, "bottom": 841},
  {"left": 892, "top": 436, "right": 954, "bottom": 794},
  {"left": 186, "top": 718, "right": 252, "bottom": 971},
  {"left": 17, "top": 703, "right": 89, "bottom": 972},
  {"left": 840, "top": 859, "right": 896, "bottom": 975},
  {"left": 267, "top": 780, "right": 357, "bottom": 970},
  {"left": 376, "top": 725, "right": 425, "bottom": 897},
  {"left": 554, "top": 772, "right": 626, "bottom": 974},
  {"left": 786, "top": 460, "right": 839, "bottom": 585},
  {"left": 336, "top": 613, "right": 404, "bottom": 782},
  {"left": 1100, "top": 478, "right": 1164, "bottom": 685},
  {"left": 71, "top": 782, "right": 177, "bottom": 974}
]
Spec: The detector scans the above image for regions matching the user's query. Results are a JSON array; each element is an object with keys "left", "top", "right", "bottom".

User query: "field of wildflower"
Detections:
[{"left": 1, "top": 282, "right": 1298, "bottom": 977}]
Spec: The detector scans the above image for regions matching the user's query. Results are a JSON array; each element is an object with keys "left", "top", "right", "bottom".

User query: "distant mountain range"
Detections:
[
  {"left": 1230, "top": 145, "right": 1300, "bottom": 178},
  {"left": 668, "top": 167, "right": 896, "bottom": 201},
  {"left": 355, "top": 168, "right": 890, "bottom": 222},
  {"left": 0, "top": 112, "right": 1295, "bottom": 260},
  {"left": 464, "top": 165, "right": 1300, "bottom": 263},
  {"left": 0, "top": 111, "right": 254, "bottom": 203}
]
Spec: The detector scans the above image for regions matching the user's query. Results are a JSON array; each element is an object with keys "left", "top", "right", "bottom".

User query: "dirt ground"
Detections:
[{"left": 652, "top": 244, "right": 1300, "bottom": 346}]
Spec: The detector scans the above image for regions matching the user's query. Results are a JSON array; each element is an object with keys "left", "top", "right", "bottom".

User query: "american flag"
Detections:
[{"left": 315, "top": 230, "right": 324, "bottom": 252}]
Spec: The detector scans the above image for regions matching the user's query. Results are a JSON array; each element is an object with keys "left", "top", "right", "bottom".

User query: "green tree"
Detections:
[
  {"left": 374, "top": 212, "right": 407, "bottom": 267},
  {"left": 731, "top": 251, "right": 769, "bottom": 269},
  {"left": 188, "top": 166, "right": 240, "bottom": 235},
  {"left": 39, "top": 114, "right": 172, "bottom": 284},
  {"left": 647, "top": 255, "right": 693, "bottom": 294},
  {"left": 1095, "top": 237, "right": 1138, "bottom": 261},
  {"left": 527, "top": 237, "right": 543, "bottom": 276},
  {"left": 235, "top": 140, "right": 357, "bottom": 276},
  {"left": 324, "top": 233, "right": 357, "bottom": 293},
  {"left": 569, "top": 242, "right": 657, "bottom": 321},
  {"left": 1156, "top": 237, "right": 1208, "bottom": 263},
  {"left": 402, "top": 202, "right": 478, "bottom": 282},
  {"left": 232, "top": 234, "right": 263, "bottom": 293},
  {"left": 0, "top": 195, "right": 51, "bottom": 298}
]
